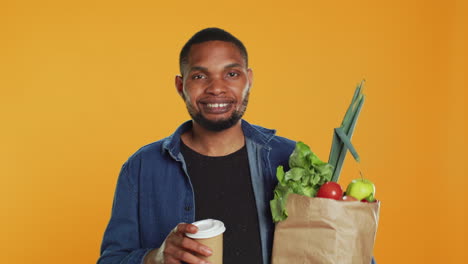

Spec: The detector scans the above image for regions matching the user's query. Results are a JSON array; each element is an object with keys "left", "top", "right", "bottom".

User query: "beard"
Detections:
[{"left": 184, "top": 92, "right": 249, "bottom": 132}]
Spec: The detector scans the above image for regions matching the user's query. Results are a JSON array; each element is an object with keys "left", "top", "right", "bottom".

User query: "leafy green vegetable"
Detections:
[
  {"left": 329, "top": 81, "right": 365, "bottom": 182},
  {"left": 288, "top": 142, "right": 311, "bottom": 169},
  {"left": 270, "top": 142, "right": 333, "bottom": 222}
]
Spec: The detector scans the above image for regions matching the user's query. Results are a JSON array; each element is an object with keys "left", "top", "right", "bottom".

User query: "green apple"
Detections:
[{"left": 346, "top": 179, "right": 376, "bottom": 201}]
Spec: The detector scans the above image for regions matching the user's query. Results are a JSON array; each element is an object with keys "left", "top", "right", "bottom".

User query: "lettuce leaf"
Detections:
[{"left": 270, "top": 141, "right": 333, "bottom": 222}]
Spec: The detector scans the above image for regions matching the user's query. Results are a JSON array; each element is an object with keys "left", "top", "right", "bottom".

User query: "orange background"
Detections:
[{"left": 1, "top": 0, "right": 466, "bottom": 263}]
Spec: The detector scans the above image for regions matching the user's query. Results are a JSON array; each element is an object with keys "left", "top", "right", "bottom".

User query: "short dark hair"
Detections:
[{"left": 179, "top": 27, "right": 248, "bottom": 75}]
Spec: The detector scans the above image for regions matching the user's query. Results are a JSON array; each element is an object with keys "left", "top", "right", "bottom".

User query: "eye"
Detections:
[
  {"left": 192, "top": 74, "right": 206, "bottom": 80},
  {"left": 227, "top": 72, "right": 239, "bottom": 77}
]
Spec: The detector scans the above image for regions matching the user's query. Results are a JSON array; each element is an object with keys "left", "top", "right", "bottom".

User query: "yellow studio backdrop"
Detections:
[{"left": 1, "top": 0, "right": 466, "bottom": 263}]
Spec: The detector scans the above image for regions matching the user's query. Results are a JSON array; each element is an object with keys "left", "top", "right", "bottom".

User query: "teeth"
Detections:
[{"left": 207, "top": 103, "right": 228, "bottom": 108}]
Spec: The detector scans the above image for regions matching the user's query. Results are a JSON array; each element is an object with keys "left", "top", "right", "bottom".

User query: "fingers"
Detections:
[
  {"left": 174, "top": 223, "right": 198, "bottom": 234},
  {"left": 164, "top": 244, "right": 211, "bottom": 264},
  {"left": 177, "top": 236, "right": 212, "bottom": 257},
  {"left": 169, "top": 228, "right": 212, "bottom": 257},
  {"left": 161, "top": 223, "right": 213, "bottom": 264}
]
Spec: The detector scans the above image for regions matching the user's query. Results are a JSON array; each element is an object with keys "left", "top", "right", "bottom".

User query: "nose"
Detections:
[{"left": 205, "top": 77, "right": 227, "bottom": 95}]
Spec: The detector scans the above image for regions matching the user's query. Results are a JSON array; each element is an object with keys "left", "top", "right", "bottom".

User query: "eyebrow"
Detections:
[
  {"left": 224, "top": 63, "right": 243, "bottom": 69},
  {"left": 189, "top": 66, "right": 208, "bottom": 72},
  {"left": 188, "top": 63, "right": 244, "bottom": 73}
]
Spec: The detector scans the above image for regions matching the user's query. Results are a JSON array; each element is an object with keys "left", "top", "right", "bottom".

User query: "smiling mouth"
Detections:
[
  {"left": 200, "top": 102, "right": 233, "bottom": 114},
  {"left": 206, "top": 103, "right": 229, "bottom": 108}
]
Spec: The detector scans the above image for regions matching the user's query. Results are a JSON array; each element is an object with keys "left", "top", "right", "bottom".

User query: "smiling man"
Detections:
[
  {"left": 176, "top": 39, "right": 253, "bottom": 156},
  {"left": 97, "top": 27, "right": 295, "bottom": 264},
  {"left": 177, "top": 40, "right": 252, "bottom": 134}
]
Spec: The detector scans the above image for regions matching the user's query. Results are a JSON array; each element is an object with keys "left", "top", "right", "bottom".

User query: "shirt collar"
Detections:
[{"left": 162, "top": 119, "right": 276, "bottom": 160}]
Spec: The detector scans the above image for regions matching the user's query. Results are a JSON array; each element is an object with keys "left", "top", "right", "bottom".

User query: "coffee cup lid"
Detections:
[{"left": 186, "top": 219, "right": 226, "bottom": 239}]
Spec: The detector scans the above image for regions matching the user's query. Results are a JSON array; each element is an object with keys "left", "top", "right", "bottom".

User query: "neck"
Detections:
[{"left": 181, "top": 120, "right": 245, "bottom": 156}]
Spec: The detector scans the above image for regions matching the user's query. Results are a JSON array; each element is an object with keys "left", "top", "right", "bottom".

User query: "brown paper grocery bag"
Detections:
[{"left": 272, "top": 194, "right": 380, "bottom": 264}]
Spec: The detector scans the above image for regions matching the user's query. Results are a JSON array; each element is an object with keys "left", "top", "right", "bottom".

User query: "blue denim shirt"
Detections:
[
  {"left": 98, "top": 120, "right": 376, "bottom": 264},
  {"left": 98, "top": 120, "right": 296, "bottom": 264}
]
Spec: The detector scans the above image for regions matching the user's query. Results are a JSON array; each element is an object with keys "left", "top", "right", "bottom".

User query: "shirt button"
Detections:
[{"left": 184, "top": 206, "right": 191, "bottom": 211}]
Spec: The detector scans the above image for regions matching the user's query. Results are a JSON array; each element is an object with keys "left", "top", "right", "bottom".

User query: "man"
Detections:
[{"left": 98, "top": 28, "right": 295, "bottom": 264}]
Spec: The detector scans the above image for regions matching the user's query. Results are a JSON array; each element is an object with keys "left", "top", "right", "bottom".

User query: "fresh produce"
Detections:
[
  {"left": 269, "top": 83, "right": 379, "bottom": 226},
  {"left": 270, "top": 142, "right": 334, "bottom": 222},
  {"left": 316, "top": 182, "right": 343, "bottom": 200},
  {"left": 328, "top": 82, "right": 365, "bottom": 182},
  {"left": 345, "top": 178, "right": 376, "bottom": 202}
]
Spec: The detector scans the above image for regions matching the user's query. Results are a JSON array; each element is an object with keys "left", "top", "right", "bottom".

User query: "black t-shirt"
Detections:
[{"left": 180, "top": 141, "right": 263, "bottom": 264}]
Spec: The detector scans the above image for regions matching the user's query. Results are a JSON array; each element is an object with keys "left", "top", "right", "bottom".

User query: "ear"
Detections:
[
  {"left": 175, "top": 75, "right": 184, "bottom": 97},
  {"left": 247, "top": 68, "right": 253, "bottom": 89}
]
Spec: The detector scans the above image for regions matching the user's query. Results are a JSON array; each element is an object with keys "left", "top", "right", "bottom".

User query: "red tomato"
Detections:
[{"left": 316, "top": 182, "right": 343, "bottom": 200}]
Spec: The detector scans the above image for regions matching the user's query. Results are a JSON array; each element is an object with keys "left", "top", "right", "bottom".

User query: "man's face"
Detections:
[{"left": 176, "top": 40, "right": 253, "bottom": 131}]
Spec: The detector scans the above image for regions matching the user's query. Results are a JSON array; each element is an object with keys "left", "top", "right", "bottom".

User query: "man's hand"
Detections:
[{"left": 144, "top": 223, "right": 213, "bottom": 264}]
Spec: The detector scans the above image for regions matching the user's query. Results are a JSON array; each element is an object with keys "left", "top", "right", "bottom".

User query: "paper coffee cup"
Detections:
[{"left": 186, "top": 219, "right": 226, "bottom": 264}]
